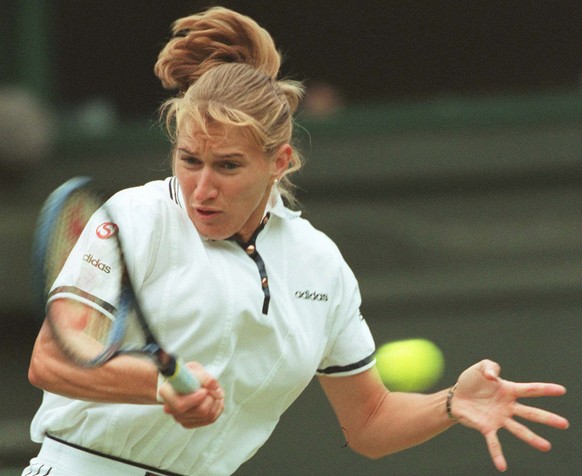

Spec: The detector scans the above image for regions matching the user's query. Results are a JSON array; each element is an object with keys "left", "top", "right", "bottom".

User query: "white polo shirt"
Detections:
[{"left": 30, "top": 177, "right": 376, "bottom": 476}]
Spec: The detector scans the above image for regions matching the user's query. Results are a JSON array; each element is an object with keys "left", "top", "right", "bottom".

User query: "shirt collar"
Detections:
[{"left": 266, "top": 186, "right": 301, "bottom": 220}]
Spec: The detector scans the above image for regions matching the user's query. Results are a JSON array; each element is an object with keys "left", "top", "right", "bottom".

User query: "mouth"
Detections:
[{"left": 194, "top": 207, "right": 221, "bottom": 219}]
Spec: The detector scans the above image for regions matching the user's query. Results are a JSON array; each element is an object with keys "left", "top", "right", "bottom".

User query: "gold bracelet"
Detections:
[{"left": 446, "top": 383, "right": 458, "bottom": 420}]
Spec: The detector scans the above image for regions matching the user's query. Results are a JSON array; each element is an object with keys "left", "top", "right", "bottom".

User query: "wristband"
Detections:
[
  {"left": 446, "top": 383, "right": 458, "bottom": 420},
  {"left": 156, "top": 372, "right": 167, "bottom": 403}
]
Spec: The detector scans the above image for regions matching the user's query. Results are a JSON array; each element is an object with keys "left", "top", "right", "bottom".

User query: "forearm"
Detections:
[
  {"left": 352, "top": 389, "right": 456, "bottom": 458},
  {"left": 28, "top": 321, "right": 158, "bottom": 404},
  {"left": 322, "top": 362, "right": 568, "bottom": 470},
  {"left": 320, "top": 370, "right": 457, "bottom": 460}
]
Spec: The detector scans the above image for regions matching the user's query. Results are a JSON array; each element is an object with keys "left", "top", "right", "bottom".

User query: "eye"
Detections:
[
  {"left": 215, "top": 159, "right": 242, "bottom": 172},
  {"left": 180, "top": 155, "right": 201, "bottom": 167}
]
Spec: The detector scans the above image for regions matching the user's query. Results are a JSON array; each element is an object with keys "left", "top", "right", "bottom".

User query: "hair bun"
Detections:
[{"left": 155, "top": 7, "right": 281, "bottom": 92}]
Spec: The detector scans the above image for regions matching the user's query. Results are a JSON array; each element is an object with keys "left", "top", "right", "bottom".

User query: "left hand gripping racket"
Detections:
[{"left": 32, "top": 176, "right": 200, "bottom": 394}]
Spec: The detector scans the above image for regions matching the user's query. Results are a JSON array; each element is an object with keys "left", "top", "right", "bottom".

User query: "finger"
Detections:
[
  {"left": 185, "top": 362, "right": 224, "bottom": 398},
  {"left": 206, "top": 380, "right": 225, "bottom": 400},
  {"left": 209, "top": 387, "right": 225, "bottom": 400},
  {"left": 203, "top": 396, "right": 224, "bottom": 424},
  {"left": 185, "top": 362, "right": 213, "bottom": 387},
  {"left": 192, "top": 393, "right": 221, "bottom": 419},
  {"left": 509, "top": 382, "right": 566, "bottom": 398},
  {"left": 514, "top": 403, "right": 570, "bottom": 430},
  {"left": 480, "top": 359, "right": 501, "bottom": 381},
  {"left": 161, "top": 382, "right": 207, "bottom": 404},
  {"left": 504, "top": 417, "right": 551, "bottom": 452},
  {"left": 177, "top": 395, "right": 224, "bottom": 428},
  {"left": 162, "top": 387, "right": 208, "bottom": 413},
  {"left": 484, "top": 431, "right": 507, "bottom": 472}
]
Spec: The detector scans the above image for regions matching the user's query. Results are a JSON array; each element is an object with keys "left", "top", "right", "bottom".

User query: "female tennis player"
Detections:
[{"left": 24, "top": 7, "right": 568, "bottom": 476}]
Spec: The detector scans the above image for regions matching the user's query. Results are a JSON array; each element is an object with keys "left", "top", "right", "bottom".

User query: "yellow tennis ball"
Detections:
[{"left": 375, "top": 338, "right": 445, "bottom": 392}]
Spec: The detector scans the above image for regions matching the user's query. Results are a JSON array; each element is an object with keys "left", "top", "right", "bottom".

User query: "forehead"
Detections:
[{"left": 178, "top": 121, "right": 256, "bottom": 152}]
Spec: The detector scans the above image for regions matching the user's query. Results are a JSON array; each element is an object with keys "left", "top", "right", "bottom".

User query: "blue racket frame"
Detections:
[{"left": 32, "top": 176, "right": 200, "bottom": 394}]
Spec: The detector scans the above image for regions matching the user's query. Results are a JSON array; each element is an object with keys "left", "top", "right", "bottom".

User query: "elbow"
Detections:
[
  {"left": 28, "top": 346, "right": 58, "bottom": 391},
  {"left": 28, "top": 323, "right": 63, "bottom": 391},
  {"left": 28, "top": 354, "right": 48, "bottom": 389},
  {"left": 364, "top": 450, "right": 388, "bottom": 460},
  {"left": 344, "top": 435, "right": 393, "bottom": 461},
  {"left": 350, "top": 446, "right": 389, "bottom": 461}
]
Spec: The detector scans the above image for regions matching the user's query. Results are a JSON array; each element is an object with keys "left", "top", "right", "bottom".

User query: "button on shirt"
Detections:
[{"left": 31, "top": 178, "right": 376, "bottom": 476}]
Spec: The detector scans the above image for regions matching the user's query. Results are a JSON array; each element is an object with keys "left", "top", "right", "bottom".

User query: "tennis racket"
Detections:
[{"left": 32, "top": 176, "right": 200, "bottom": 394}]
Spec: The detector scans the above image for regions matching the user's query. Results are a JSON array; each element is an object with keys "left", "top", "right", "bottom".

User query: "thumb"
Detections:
[{"left": 480, "top": 359, "right": 501, "bottom": 381}]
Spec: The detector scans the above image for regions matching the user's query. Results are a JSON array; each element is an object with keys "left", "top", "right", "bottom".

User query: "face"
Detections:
[{"left": 174, "top": 123, "right": 290, "bottom": 242}]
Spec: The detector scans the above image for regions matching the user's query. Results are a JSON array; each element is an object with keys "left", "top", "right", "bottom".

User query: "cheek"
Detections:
[
  {"left": 236, "top": 177, "right": 271, "bottom": 206},
  {"left": 226, "top": 168, "right": 270, "bottom": 198},
  {"left": 225, "top": 187, "right": 259, "bottom": 219},
  {"left": 176, "top": 175, "right": 194, "bottom": 199},
  {"left": 175, "top": 165, "right": 200, "bottom": 194}
]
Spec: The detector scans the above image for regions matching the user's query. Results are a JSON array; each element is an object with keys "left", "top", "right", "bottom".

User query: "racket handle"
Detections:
[{"left": 164, "top": 358, "right": 201, "bottom": 393}]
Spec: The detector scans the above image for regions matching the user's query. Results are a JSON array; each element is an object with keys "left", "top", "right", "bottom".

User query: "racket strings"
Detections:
[
  {"left": 43, "top": 187, "right": 122, "bottom": 365},
  {"left": 44, "top": 192, "right": 102, "bottom": 295},
  {"left": 36, "top": 178, "right": 200, "bottom": 391}
]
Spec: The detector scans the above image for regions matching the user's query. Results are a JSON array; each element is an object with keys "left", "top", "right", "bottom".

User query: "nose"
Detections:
[{"left": 193, "top": 168, "right": 218, "bottom": 202}]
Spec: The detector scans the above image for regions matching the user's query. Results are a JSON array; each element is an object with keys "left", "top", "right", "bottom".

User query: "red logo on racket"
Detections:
[{"left": 96, "top": 222, "right": 119, "bottom": 239}]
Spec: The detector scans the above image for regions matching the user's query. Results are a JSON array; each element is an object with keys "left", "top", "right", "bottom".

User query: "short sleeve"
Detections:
[
  {"left": 47, "top": 189, "right": 159, "bottom": 318},
  {"left": 47, "top": 204, "right": 123, "bottom": 319},
  {"left": 316, "top": 260, "right": 376, "bottom": 377}
]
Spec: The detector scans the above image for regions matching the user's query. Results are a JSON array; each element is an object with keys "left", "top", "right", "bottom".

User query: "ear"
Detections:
[{"left": 271, "top": 144, "right": 292, "bottom": 181}]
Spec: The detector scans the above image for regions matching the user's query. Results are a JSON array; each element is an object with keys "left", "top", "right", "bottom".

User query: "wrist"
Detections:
[{"left": 156, "top": 372, "right": 167, "bottom": 403}]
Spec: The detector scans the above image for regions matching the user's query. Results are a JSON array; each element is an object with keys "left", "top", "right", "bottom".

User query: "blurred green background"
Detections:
[{"left": 1, "top": 1, "right": 581, "bottom": 474}]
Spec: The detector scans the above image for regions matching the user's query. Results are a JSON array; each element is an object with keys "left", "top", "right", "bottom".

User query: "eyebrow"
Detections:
[
  {"left": 177, "top": 147, "right": 244, "bottom": 160},
  {"left": 215, "top": 151, "right": 244, "bottom": 158},
  {"left": 177, "top": 147, "right": 197, "bottom": 155}
]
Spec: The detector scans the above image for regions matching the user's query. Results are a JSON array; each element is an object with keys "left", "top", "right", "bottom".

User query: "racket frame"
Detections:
[{"left": 33, "top": 176, "right": 200, "bottom": 393}]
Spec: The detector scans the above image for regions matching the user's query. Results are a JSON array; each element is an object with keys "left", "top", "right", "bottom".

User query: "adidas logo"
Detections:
[
  {"left": 83, "top": 253, "right": 111, "bottom": 274},
  {"left": 294, "top": 290, "right": 328, "bottom": 302}
]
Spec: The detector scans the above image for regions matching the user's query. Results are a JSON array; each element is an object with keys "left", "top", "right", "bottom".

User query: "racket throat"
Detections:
[{"left": 153, "top": 348, "right": 179, "bottom": 377}]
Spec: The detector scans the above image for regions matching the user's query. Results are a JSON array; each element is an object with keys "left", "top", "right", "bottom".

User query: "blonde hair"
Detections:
[{"left": 155, "top": 7, "right": 304, "bottom": 206}]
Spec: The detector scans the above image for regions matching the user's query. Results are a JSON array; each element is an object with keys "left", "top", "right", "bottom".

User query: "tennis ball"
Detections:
[{"left": 375, "top": 338, "right": 445, "bottom": 392}]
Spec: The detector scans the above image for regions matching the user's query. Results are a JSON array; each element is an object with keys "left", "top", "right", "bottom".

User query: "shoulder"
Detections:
[
  {"left": 109, "top": 178, "right": 174, "bottom": 208},
  {"left": 104, "top": 179, "right": 195, "bottom": 277},
  {"left": 265, "top": 189, "right": 342, "bottom": 260},
  {"left": 272, "top": 209, "right": 347, "bottom": 270},
  {"left": 293, "top": 216, "right": 339, "bottom": 252},
  {"left": 106, "top": 178, "right": 193, "bottom": 246},
  {"left": 107, "top": 178, "right": 184, "bottom": 223}
]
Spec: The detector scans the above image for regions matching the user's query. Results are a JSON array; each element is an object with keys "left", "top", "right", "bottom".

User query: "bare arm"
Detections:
[
  {"left": 319, "top": 366, "right": 455, "bottom": 459},
  {"left": 29, "top": 300, "right": 158, "bottom": 403},
  {"left": 319, "top": 359, "right": 569, "bottom": 472},
  {"left": 29, "top": 299, "right": 224, "bottom": 427}
]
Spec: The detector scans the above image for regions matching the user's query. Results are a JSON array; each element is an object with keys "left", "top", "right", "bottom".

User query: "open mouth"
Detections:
[{"left": 196, "top": 208, "right": 220, "bottom": 218}]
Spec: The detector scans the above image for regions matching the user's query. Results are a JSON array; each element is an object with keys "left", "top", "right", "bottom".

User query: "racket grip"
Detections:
[{"left": 165, "top": 358, "right": 201, "bottom": 394}]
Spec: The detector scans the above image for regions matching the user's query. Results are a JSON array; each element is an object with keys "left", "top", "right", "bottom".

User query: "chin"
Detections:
[{"left": 196, "top": 226, "right": 231, "bottom": 241}]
